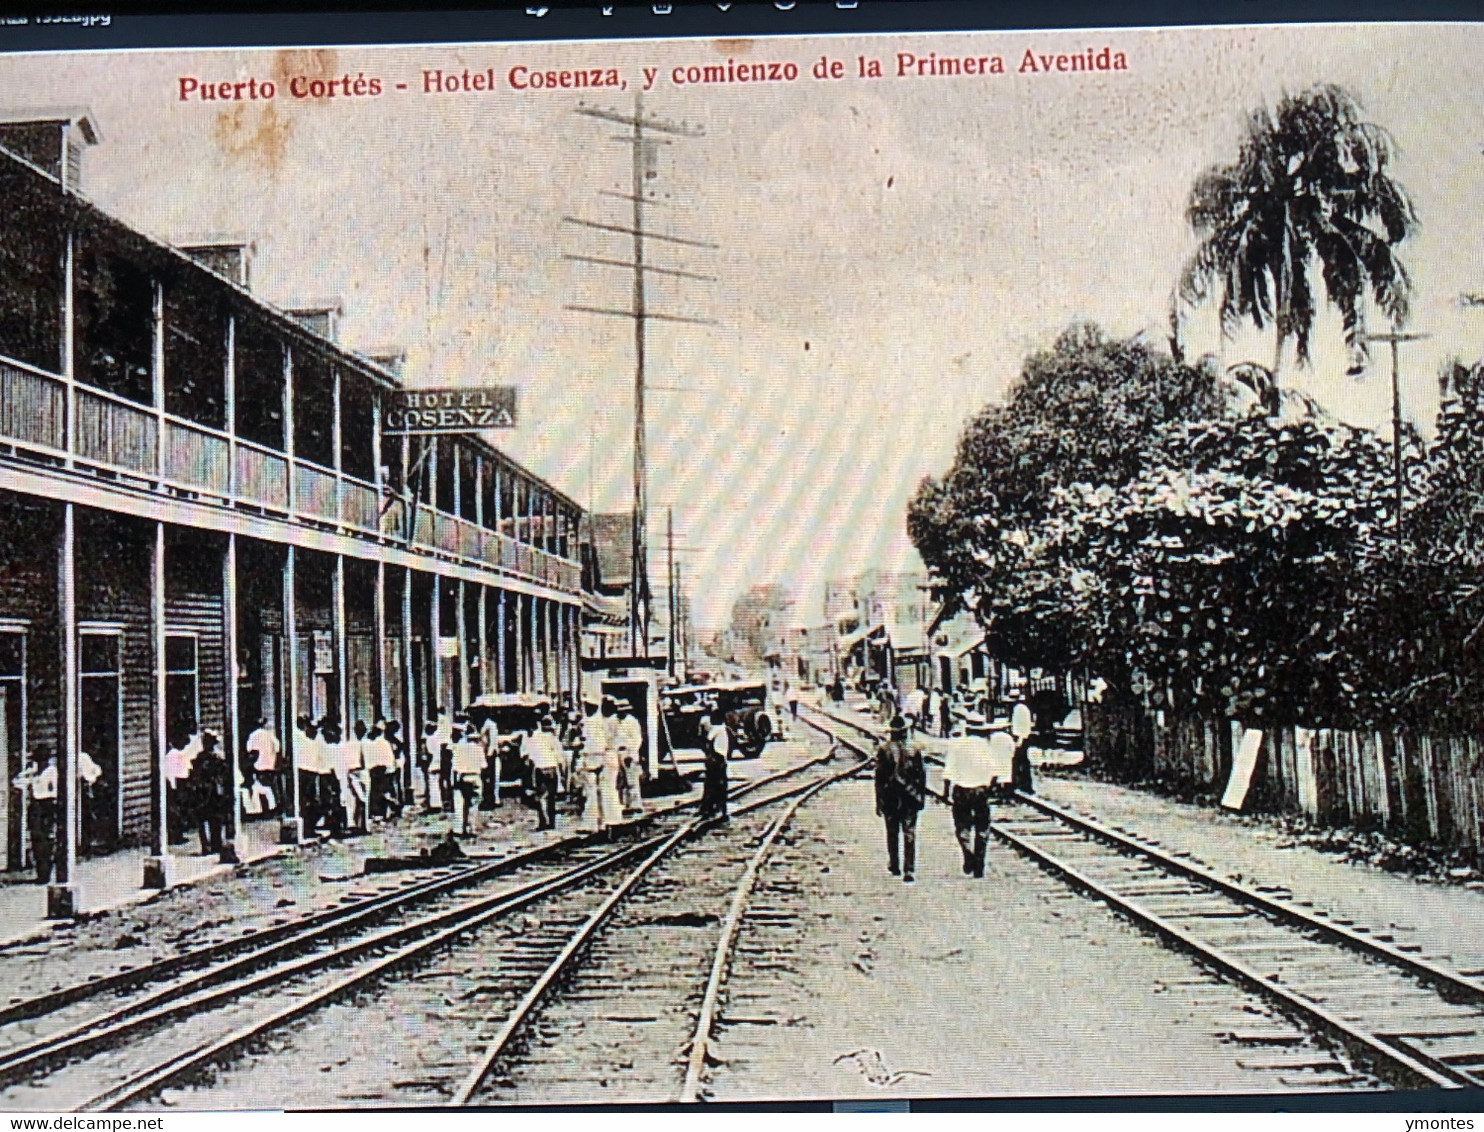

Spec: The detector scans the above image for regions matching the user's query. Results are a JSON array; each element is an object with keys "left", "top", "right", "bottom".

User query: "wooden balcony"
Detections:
[{"left": 0, "top": 355, "right": 583, "bottom": 595}]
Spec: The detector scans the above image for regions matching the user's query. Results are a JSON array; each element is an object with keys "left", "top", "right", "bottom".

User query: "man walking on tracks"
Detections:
[
  {"left": 941, "top": 721, "right": 1012, "bottom": 878},
  {"left": 874, "top": 714, "right": 926, "bottom": 883},
  {"left": 700, "top": 708, "right": 730, "bottom": 821}
]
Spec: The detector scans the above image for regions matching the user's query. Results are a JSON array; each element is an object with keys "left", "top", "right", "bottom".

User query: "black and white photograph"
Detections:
[{"left": 0, "top": 18, "right": 1481, "bottom": 1110}]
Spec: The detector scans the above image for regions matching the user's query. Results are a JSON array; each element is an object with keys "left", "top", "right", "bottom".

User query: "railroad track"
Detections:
[
  {"left": 451, "top": 758, "right": 860, "bottom": 1106},
  {"left": 800, "top": 703, "right": 1484, "bottom": 1093},
  {"left": 0, "top": 750, "right": 840, "bottom": 1112}
]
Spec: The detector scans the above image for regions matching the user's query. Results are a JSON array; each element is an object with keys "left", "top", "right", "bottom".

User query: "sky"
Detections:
[{"left": 6, "top": 22, "right": 1484, "bottom": 628}]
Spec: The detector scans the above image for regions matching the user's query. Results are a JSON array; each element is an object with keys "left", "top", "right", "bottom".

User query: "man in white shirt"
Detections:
[
  {"left": 318, "top": 721, "right": 350, "bottom": 837},
  {"left": 435, "top": 707, "right": 455, "bottom": 815},
  {"left": 16, "top": 746, "right": 58, "bottom": 883},
  {"left": 903, "top": 686, "right": 926, "bottom": 731},
  {"left": 524, "top": 715, "right": 564, "bottom": 831},
  {"left": 77, "top": 749, "right": 103, "bottom": 856},
  {"left": 701, "top": 710, "right": 730, "bottom": 821},
  {"left": 345, "top": 721, "right": 371, "bottom": 834},
  {"left": 246, "top": 718, "right": 282, "bottom": 815},
  {"left": 163, "top": 733, "right": 195, "bottom": 846},
  {"left": 940, "top": 722, "right": 1015, "bottom": 878},
  {"left": 363, "top": 721, "right": 398, "bottom": 820},
  {"left": 293, "top": 717, "right": 323, "bottom": 833},
  {"left": 450, "top": 723, "right": 485, "bottom": 835},
  {"left": 613, "top": 700, "right": 645, "bottom": 817}
]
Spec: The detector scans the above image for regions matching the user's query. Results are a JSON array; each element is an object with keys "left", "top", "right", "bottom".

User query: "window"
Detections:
[
  {"left": 165, "top": 633, "right": 199, "bottom": 745},
  {"left": 79, "top": 629, "right": 122, "bottom": 850},
  {"left": 435, "top": 438, "right": 455, "bottom": 514},
  {"left": 380, "top": 431, "right": 404, "bottom": 495},
  {"left": 292, "top": 352, "right": 334, "bottom": 466},
  {"left": 340, "top": 376, "right": 374, "bottom": 481},
  {"left": 0, "top": 630, "right": 26, "bottom": 774},
  {"left": 0, "top": 165, "right": 63, "bottom": 373},
  {"left": 163, "top": 278, "right": 227, "bottom": 429},
  {"left": 80, "top": 632, "right": 119, "bottom": 675},
  {"left": 457, "top": 446, "right": 476, "bottom": 521},
  {"left": 75, "top": 235, "right": 153, "bottom": 405},
  {"left": 480, "top": 461, "right": 497, "bottom": 531},
  {"left": 235, "top": 319, "right": 285, "bottom": 450}
]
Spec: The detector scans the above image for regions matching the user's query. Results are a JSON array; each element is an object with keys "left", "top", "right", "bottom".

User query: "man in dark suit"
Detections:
[{"left": 874, "top": 714, "right": 926, "bottom": 883}]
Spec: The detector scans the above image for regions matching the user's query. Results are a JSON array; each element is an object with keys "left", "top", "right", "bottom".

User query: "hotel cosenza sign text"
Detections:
[{"left": 383, "top": 387, "right": 518, "bottom": 434}]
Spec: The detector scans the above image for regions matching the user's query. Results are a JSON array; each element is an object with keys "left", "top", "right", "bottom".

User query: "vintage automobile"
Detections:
[
  {"left": 466, "top": 691, "right": 553, "bottom": 802},
  {"left": 659, "top": 679, "right": 773, "bottom": 759}
]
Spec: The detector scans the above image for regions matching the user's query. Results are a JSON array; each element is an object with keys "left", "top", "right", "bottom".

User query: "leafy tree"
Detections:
[
  {"left": 908, "top": 324, "right": 1227, "bottom": 669},
  {"left": 1060, "top": 413, "right": 1394, "bottom": 725},
  {"left": 1372, "top": 361, "right": 1484, "bottom": 729},
  {"left": 1180, "top": 84, "right": 1417, "bottom": 388}
]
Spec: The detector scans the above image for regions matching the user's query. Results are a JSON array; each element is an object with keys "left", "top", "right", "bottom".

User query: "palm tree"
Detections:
[{"left": 1180, "top": 84, "right": 1418, "bottom": 399}]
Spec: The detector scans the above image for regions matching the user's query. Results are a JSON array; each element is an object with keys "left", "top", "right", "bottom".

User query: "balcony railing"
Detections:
[
  {"left": 294, "top": 461, "right": 339, "bottom": 523},
  {"left": 165, "top": 418, "right": 230, "bottom": 498},
  {"left": 235, "top": 440, "right": 289, "bottom": 511},
  {"left": 0, "top": 354, "right": 583, "bottom": 594},
  {"left": 77, "top": 386, "right": 157, "bottom": 476},
  {"left": 0, "top": 359, "right": 65, "bottom": 454},
  {"left": 342, "top": 475, "right": 379, "bottom": 534}
]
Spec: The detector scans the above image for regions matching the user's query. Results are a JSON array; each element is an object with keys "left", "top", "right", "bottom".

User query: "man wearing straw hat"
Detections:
[
  {"left": 874, "top": 714, "right": 926, "bottom": 884},
  {"left": 941, "top": 719, "right": 1014, "bottom": 878}
]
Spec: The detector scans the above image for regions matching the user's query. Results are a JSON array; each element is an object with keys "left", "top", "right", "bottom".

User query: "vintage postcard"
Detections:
[{"left": 0, "top": 16, "right": 1480, "bottom": 1111}]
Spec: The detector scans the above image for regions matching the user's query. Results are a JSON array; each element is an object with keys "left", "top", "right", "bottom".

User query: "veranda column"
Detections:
[
  {"left": 279, "top": 545, "right": 304, "bottom": 844},
  {"left": 400, "top": 565, "right": 415, "bottom": 799},
  {"left": 333, "top": 554, "right": 349, "bottom": 729},
  {"left": 456, "top": 579, "right": 469, "bottom": 710},
  {"left": 514, "top": 591, "right": 525, "bottom": 692},
  {"left": 143, "top": 522, "right": 170, "bottom": 888},
  {"left": 496, "top": 589, "right": 508, "bottom": 694},
  {"left": 49, "top": 503, "right": 79, "bottom": 919},
  {"left": 374, "top": 561, "right": 388, "bottom": 720},
  {"left": 220, "top": 533, "right": 243, "bottom": 864}
]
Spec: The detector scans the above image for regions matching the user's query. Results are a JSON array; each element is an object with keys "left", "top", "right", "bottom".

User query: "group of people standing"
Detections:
[
  {"left": 414, "top": 694, "right": 651, "bottom": 839},
  {"left": 872, "top": 701, "right": 1035, "bottom": 884},
  {"left": 287, "top": 715, "right": 406, "bottom": 839},
  {"left": 571, "top": 695, "right": 646, "bottom": 831}
]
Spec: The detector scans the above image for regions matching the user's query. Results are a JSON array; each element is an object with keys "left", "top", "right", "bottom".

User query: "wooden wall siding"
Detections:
[
  {"left": 1088, "top": 707, "right": 1484, "bottom": 856},
  {"left": 76, "top": 511, "right": 153, "bottom": 847}
]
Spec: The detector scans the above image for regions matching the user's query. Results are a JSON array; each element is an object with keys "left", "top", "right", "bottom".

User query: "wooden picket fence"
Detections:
[{"left": 1084, "top": 704, "right": 1484, "bottom": 856}]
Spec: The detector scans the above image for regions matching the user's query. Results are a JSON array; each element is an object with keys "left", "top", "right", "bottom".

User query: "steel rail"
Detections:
[
  {"left": 448, "top": 762, "right": 860, "bottom": 1106},
  {"left": 991, "top": 821, "right": 1467, "bottom": 1091},
  {"left": 800, "top": 707, "right": 1476, "bottom": 1091},
  {"left": 677, "top": 766, "right": 857, "bottom": 1103},
  {"left": 1012, "top": 791, "right": 1484, "bottom": 1008},
  {"left": 76, "top": 834, "right": 667, "bottom": 1113},
  {"left": 72, "top": 750, "right": 838, "bottom": 1112},
  {"left": 0, "top": 832, "right": 606, "bottom": 1036},
  {"left": 6, "top": 748, "right": 828, "bottom": 1042}
]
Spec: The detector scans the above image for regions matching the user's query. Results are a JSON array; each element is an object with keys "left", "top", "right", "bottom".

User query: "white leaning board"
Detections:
[{"left": 1221, "top": 727, "right": 1264, "bottom": 811}]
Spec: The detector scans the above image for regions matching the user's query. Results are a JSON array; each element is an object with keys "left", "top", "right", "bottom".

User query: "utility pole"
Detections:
[
  {"left": 676, "top": 560, "right": 688, "bottom": 675},
  {"left": 667, "top": 507, "right": 677, "bottom": 677},
  {"left": 566, "top": 97, "right": 714, "bottom": 661},
  {"left": 1366, "top": 329, "right": 1431, "bottom": 531}
]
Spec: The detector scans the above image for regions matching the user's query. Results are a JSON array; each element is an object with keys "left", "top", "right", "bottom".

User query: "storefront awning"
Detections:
[
  {"left": 837, "top": 622, "right": 886, "bottom": 653},
  {"left": 946, "top": 634, "right": 987, "bottom": 658},
  {"left": 583, "top": 592, "right": 629, "bottom": 627}
]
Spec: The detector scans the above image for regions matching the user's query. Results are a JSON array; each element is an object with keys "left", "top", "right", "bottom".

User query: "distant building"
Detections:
[
  {"left": 579, "top": 512, "right": 634, "bottom": 663},
  {"left": 826, "top": 569, "right": 934, "bottom": 691}
]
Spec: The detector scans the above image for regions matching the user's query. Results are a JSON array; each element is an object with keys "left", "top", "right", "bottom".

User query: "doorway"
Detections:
[
  {"left": 79, "top": 628, "right": 123, "bottom": 855},
  {"left": 0, "top": 630, "right": 27, "bottom": 871}
]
